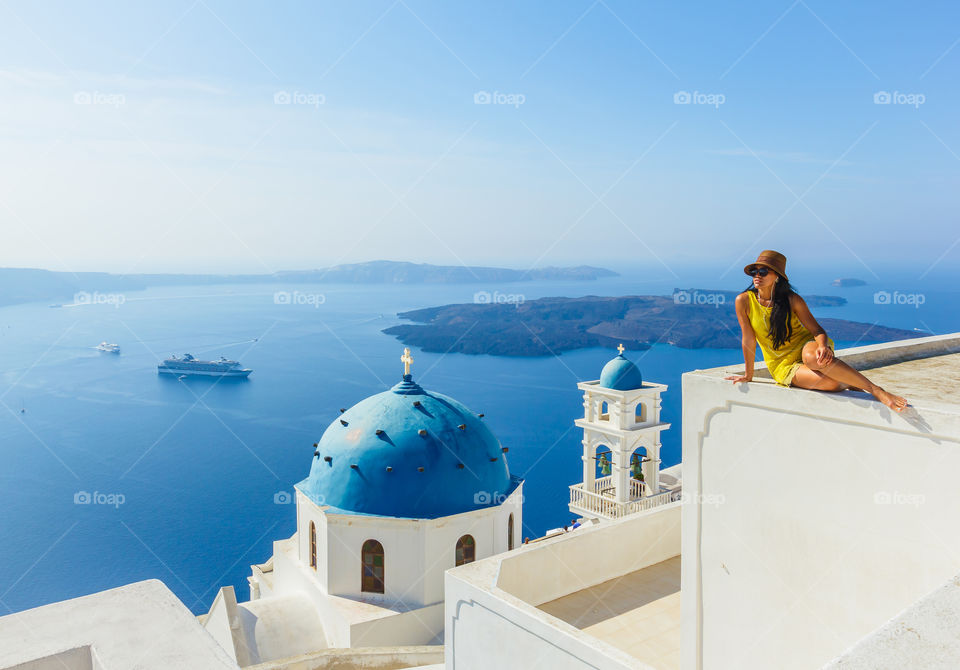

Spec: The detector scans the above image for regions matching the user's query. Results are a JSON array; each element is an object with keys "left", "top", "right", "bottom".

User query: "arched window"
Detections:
[
  {"left": 361, "top": 539, "right": 385, "bottom": 593},
  {"left": 456, "top": 535, "right": 476, "bottom": 566},
  {"left": 600, "top": 401, "right": 610, "bottom": 421},
  {"left": 309, "top": 521, "right": 317, "bottom": 570},
  {"left": 635, "top": 402, "right": 647, "bottom": 423},
  {"left": 507, "top": 514, "right": 514, "bottom": 551}
]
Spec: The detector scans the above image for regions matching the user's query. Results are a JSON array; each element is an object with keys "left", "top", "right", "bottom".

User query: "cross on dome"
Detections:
[
  {"left": 401, "top": 347, "right": 414, "bottom": 376},
  {"left": 617, "top": 343, "right": 625, "bottom": 355}
]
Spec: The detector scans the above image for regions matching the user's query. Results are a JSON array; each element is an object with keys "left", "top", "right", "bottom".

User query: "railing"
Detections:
[
  {"left": 584, "top": 474, "right": 646, "bottom": 500},
  {"left": 624, "top": 489, "right": 680, "bottom": 515},
  {"left": 569, "top": 483, "right": 680, "bottom": 519}
]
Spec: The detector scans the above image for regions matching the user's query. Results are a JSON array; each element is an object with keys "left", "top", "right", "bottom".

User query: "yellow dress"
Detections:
[{"left": 745, "top": 291, "right": 833, "bottom": 386}]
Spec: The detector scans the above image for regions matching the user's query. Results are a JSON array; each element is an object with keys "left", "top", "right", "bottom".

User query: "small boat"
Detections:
[{"left": 96, "top": 342, "right": 121, "bottom": 354}]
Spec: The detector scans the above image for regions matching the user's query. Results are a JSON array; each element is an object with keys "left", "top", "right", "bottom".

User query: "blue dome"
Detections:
[
  {"left": 297, "top": 375, "right": 515, "bottom": 519},
  {"left": 599, "top": 354, "right": 643, "bottom": 390}
]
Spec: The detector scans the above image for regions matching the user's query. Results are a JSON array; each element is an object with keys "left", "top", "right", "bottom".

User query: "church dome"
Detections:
[
  {"left": 298, "top": 354, "right": 513, "bottom": 519},
  {"left": 599, "top": 347, "right": 644, "bottom": 390}
]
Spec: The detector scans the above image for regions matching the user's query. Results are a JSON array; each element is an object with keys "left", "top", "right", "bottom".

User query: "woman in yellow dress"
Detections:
[{"left": 727, "top": 250, "right": 908, "bottom": 413}]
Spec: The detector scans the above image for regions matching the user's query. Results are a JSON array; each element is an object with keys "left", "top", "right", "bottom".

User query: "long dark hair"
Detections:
[{"left": 743, "top": 277, "right": 797, "bottom": 349}]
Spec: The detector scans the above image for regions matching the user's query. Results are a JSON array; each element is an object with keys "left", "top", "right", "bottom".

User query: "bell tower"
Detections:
[{"left": 568, "top": 345, "right": 671, "bottom": 520}]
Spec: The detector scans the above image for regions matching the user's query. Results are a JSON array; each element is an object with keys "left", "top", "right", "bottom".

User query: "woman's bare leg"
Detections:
[
  {"left": 792, "top": 365, "right": 844, "bottom": 392},
  {"left": 795, "top": 341, "right": 908, "bottom": 412}
]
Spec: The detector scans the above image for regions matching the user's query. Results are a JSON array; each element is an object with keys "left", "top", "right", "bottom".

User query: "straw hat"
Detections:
[{"left": 744, "top": 250, "right": 788, "bottom": 281}]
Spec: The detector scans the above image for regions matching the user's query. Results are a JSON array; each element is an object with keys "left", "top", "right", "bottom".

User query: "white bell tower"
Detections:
[{"left": 568, "top": 344, "right": 671, "bottom": 520}]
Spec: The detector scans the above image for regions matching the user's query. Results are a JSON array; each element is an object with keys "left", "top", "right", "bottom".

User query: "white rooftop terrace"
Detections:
[
  {"left": 681, "top": 332, "right": 960, "bottom": 670},
  {"left": 445, "top": 500, "right": 681, "bottom": 669},
  {"left": 537, "top": 555, "right": 681, "bottom": 669}
]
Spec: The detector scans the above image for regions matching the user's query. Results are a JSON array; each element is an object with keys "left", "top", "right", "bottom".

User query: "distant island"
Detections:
[
  {"left": 831, "top": 278, "right": 867, "bottom": 287},
  {"left": 670, "top": 288, "right": 847, "bottom": 308},
  {"left": 0, "top": 262, "right": 618, "bottom": 308},
  {"left": 382, "top": 290, "right": 922, "bottom": 356}
]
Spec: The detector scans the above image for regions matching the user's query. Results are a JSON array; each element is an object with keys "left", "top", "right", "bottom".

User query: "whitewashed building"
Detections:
[{"left": 202, "top": 349, "right": 522, "bottom": 666}]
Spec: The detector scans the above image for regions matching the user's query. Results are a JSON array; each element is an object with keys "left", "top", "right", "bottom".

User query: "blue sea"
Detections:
[{"left": 0, "top": 270, "right": 955, "bottom": 615}]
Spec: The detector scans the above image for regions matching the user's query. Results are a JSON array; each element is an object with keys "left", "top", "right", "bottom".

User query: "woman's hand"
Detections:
[
  {"left": 815, "top": 345, "right": 834, "bottom": 367},
  {"left": 725, "top": 374, "right": 752, "bottom": 384}
]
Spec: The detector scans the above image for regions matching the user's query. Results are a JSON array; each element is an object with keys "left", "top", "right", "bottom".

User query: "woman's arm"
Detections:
[
  {"left": 790, "top": 294, "right": 834, "bottom": 366},
  {"left": 727, "top": 292, "right": 757, "bottom": 383}
]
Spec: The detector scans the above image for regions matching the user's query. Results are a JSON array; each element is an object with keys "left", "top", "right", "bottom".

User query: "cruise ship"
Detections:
[
  {"left": 157, "top": 354, "right": 252, "bottom": 378},
  {"left": 96, "top": 342, "right": 121, "bottom": 354}
]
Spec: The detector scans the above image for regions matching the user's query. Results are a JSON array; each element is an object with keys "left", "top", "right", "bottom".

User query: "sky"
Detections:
[{"left": 0, "top": 0, "right": 957, "bottom": 280}]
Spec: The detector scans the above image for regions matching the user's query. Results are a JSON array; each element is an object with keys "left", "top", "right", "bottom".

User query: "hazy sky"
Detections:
[{"left": 0, "top": 1, "right": 957, "bottom": 279}]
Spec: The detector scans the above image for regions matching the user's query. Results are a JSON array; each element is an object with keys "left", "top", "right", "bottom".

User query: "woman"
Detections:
[{"left": 726, "top": 250, "right": 908, "bottom": 412}]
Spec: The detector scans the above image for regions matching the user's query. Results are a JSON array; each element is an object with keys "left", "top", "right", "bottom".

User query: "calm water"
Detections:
[{"left": 0, "top": 271, "right": 955, "bottom": 614}]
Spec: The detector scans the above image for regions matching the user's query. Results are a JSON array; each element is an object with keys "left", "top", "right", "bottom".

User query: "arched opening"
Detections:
[
  {"left": 635, "top": 402, "right": 647, "bottom": 424},
  {"left": 599, "top": 400, "right": 610, "bottom": 421},
  {"left": 456, "top": 535, "right": 476, "bottom": 566},
  {"left": 309, "top": 521, "right": 317, "bottom": 570},
  {"left": 361, "top": 539, "right": 385, "bottom": 593},
  {"left": 594, "top": 445, "right": 613, "bottom": 482},
  {"left": 630, "top": 447, "right": 648, "bottom": 497},
  {"left": 507, "top": 513, "right": 514, "bottom": 551}
]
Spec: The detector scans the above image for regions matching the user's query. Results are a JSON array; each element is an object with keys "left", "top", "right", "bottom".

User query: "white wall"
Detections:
[
  {"left": 316, "top": 485, "right": 523, "bottom": 610},
  {"left": 350, "top": 602, "right": 445, "bottom": 647},
  {"left": 681, "top": 344, "right": 960, "bottom": 670},
  {"left": 296, "top": 490, "right": 330, "bottom": 594},
  {"left": 498, "top": 504, "right": 680, "bottom": 606}
]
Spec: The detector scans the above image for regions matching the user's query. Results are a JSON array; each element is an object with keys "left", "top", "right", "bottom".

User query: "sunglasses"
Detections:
[{"left": 748, "top": 267, "right": 770, "bottom": 277}]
